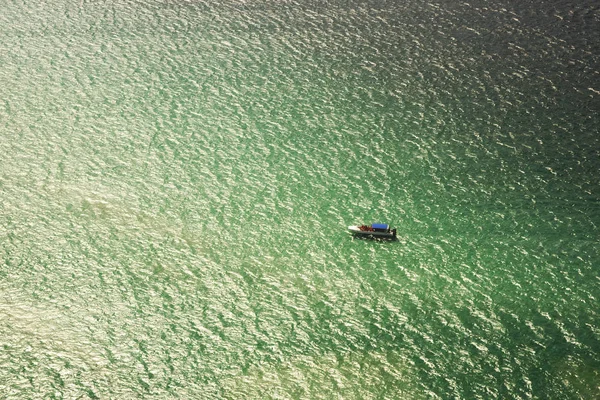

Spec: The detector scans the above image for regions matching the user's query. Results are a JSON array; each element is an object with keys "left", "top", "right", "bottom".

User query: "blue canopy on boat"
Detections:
[{"left": 372, "top": 223, "right": 389, "bottom": 230}]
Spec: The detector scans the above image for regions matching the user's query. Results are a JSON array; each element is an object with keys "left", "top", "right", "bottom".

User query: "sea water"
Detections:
[{"left": 1, "top": 0, "right": 599, "bottom": 398}]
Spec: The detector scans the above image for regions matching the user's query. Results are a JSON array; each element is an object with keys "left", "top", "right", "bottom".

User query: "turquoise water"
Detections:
[{"left": 1, "top": 0, "right": 599, "bottom": 398}]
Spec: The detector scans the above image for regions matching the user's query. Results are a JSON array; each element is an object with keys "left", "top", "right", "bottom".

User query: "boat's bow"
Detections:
[{"left": 347, "top": 225, "right": 361, "bottom": 233}]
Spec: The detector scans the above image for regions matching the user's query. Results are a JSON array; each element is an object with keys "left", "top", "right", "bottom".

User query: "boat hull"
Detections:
[{"left": 348, "top": 225, "right": 397, "bottom": 238}]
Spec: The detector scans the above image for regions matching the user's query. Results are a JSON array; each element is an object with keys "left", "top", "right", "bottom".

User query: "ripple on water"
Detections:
[{"left": 1, "top": 0, "right": 599, "bottom": 398}]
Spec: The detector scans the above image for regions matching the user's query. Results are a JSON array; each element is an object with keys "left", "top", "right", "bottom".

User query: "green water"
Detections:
[{"left": 1, "top": 0, "right": 599, "bottom": 398}]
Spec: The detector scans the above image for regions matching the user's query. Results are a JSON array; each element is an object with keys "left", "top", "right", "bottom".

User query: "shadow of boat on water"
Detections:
[{"left": 349, "top": 234, "right": 399, "bottom": 242}]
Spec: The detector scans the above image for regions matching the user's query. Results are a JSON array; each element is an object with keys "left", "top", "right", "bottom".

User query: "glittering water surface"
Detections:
[{"left": 1, "top": 0, "right": 599, "bottom": 398}]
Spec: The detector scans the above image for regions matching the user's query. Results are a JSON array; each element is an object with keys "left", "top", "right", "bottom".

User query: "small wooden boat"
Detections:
[{"left": 348, "top": 223, "right": 397, "bottom": 239}]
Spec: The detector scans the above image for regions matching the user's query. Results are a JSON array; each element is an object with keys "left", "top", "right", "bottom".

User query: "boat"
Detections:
[{"left": 348, "top": 223, "right": 397, "bottom": 239}]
